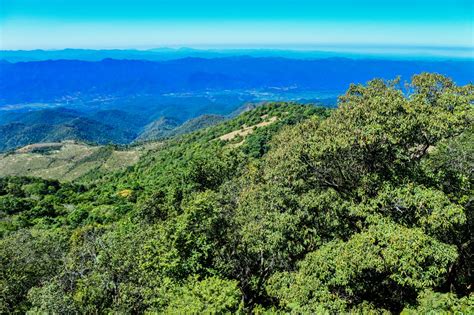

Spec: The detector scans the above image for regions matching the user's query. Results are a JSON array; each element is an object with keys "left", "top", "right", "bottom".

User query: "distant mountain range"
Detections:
[
  {"left": 1, "top": 47, "right": 473, "bottom": 62},
  {"left": 1, "top": 57, "right": 472, "bottom": 105},
  {"left": 0, "top": 56, "right": 472, "bottom": 151}
]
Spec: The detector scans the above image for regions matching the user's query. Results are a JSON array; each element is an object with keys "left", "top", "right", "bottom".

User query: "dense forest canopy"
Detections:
[{"left": 0, "top": 73, "right": 473, "bottom": 313}]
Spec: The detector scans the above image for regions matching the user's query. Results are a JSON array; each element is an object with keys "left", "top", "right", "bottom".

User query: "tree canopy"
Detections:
[{"left": 0, "top": 74, "right": 473, "bottom": 313}]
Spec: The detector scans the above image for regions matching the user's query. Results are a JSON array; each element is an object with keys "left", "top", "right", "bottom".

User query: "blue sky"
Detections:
[{"left": 1, "top": 0, "right": 473, "bottom": 50}]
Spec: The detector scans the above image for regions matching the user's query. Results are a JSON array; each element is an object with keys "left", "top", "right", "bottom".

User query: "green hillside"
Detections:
[
  {"left": 0, "top": 141, "right": 159, "bottom": 182},
  {"left": 0, "top": 116, "right": 138, "bottom": 152},
  {"left": 135, "top": 114, "right": 228, "bottom": 142},
  {"left": 135, "top": 117, "right": 182, "bottom": 142},
  {"left": 1, "top": 74, "right": 473, "bottom": 314}
]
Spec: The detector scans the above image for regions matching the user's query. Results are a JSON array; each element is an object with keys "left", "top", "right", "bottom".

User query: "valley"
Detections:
[{"left": 1, "top": 56, "right": 472, "bottom": 153}]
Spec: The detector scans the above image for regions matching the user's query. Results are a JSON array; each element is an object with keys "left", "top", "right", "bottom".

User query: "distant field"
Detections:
[{"left": 0, "top": 141, "right": 160, "bottom": 181}]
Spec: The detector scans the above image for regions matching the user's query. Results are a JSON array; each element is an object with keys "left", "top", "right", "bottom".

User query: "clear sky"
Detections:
[{"left": 0, "top": 0, "right": 473, "bottom": 50}]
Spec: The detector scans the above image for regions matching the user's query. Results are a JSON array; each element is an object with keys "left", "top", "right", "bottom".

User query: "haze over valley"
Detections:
[{"left": 1, "top": 53, "right": 472, "bottom": 151}]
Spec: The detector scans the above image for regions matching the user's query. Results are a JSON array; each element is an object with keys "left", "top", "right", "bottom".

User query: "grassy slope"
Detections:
[{"left": 0, "top": 142, "right": 160, "bottom": 182}]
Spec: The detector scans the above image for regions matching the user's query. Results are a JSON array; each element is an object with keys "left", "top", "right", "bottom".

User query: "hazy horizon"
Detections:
[
  {"left": 1, "top": 45, "right": 473, "bottom": 61},
  {"left": 1, "top": 0, "right": 472, "bottom": 53}
]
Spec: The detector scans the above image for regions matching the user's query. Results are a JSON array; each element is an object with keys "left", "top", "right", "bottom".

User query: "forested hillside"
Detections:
[
  {"left": 0, "top": 73, "right": 473, "bottom": 313},
  {"left": 0, "top": 110, "right": 231, "bottom": 152}
]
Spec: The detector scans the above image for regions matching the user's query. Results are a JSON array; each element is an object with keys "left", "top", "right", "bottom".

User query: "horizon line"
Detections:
[{"left": 2, "top": 43, "right": 474, "bottom": 52}]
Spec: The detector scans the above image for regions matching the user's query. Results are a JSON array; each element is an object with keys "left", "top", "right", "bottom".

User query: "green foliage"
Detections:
[
  {"left": 401, "top": 290, "right": 474, "bottom": 314},
  {"left": 163, "top": 276, "right": 242, "bottom": 313},
  {"left": 267, "top": 220, "right": 458, "bottom": 312},
  {"left": 0, "top": 228, "right": 68, "bottom": 313},
  {"left": 0, "top": 177, "right": 86, "bottom": 236},
  {"left": 0, "top": 75, "right": 472, "bottom": 313}
]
